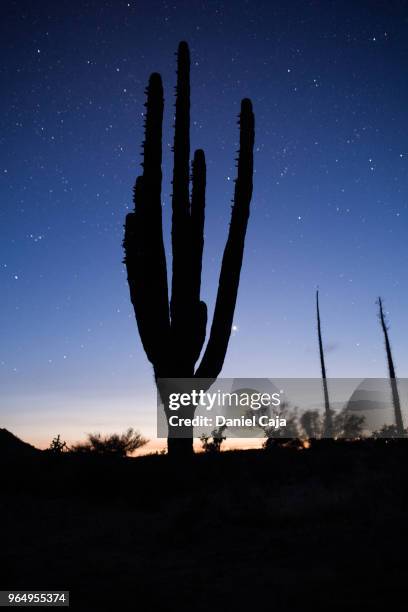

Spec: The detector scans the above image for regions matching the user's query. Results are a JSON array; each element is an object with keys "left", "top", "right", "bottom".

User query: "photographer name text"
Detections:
[{"left": 168, "top": 414, "right": 287, "bottom": 429}]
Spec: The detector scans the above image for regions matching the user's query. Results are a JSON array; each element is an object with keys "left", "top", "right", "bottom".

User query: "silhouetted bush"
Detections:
[
  {"left": 300, "top": 408, "right": 365, "bottom": 440},
  {"left": 70, "top": 428, "right": 148, "bottom": 457},
  {"left": 300, "top": 410, "right": 322, "bottom": 439},
  {"left": 371, "top": 424, "right": 407, "bottom": 439},
  {"left": 200, "top": 426, "right": 226, "bottom": 453},
  {"left": 47, "top": 434, "right": 68, "bottom": 454},
  {"left": 333, "top": 410, "right": 365, "bottom": 439},
  {"left": 263, "top": 405, "right": 301, "bottom": 449}
]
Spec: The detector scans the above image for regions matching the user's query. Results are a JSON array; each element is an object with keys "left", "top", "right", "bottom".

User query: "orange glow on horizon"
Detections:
[{"left": 24, "top": 433, "right": 264, "bottom": 455}]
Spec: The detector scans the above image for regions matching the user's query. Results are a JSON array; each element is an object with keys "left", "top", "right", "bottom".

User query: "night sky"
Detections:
[{"left": 1, "top": 0, "right": 408, "bottom": 448}]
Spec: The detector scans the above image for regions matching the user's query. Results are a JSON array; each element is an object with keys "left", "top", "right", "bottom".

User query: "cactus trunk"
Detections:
[{"left": 124, "top": 42, "right": 255, "bottom": 456}]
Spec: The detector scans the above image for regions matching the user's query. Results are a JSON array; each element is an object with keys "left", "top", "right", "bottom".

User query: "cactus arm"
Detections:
[
  {"left": 195, "top": 98, "right": 254, "bottom": 379},
  {"left": 191, "top": 149, "right": 206, "bottom": 306},
  {"left": 190, "top": 149, "right": 207, "bottom": 364},
  {"left": 172, "top": 41, "right": 190, "bottom": 215},
  {"left": 124, "top": 73, "right": 170, "bottom": 373},
  {"left": 170, "top": 42, "right": 192, "bottom": 351}
]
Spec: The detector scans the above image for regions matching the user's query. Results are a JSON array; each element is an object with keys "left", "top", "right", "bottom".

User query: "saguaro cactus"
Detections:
[
  {"left": 316, "top": 290, "right": 333, "bottom": 437},
  {"left": 124, "top": 42, "right": 255, "bottom": 455},
  {"left": 377, "top": 297, "right": 404, "bottom": 436}
]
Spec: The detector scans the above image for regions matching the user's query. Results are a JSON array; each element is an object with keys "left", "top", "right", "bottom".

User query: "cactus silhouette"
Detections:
[
  {"left": 316, "top": 290, "right": 333, "bottom": 437},
  {"left": 377, "top": 297, "right": 404, "bottom": 436},
  {"left": 124, "top": 42, "right": 255, "bottom": 455}
]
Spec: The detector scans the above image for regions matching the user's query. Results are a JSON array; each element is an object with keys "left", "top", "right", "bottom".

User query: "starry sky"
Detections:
[{"left": 1, "top": 0, "right": 408, "bottom": 449}]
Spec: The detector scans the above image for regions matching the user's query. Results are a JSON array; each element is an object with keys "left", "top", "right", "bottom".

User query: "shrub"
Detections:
[
  {"left": 371, "top": 424, "right": 404, "bottom": 439},
  {"left": 47, "top": 435, "right": 68, "bottom": 454},
  {"left": 71, "top": 428, "right": 148, "bottom": 457},
  {"left": 200, "top": 426, "right": 226, "bottom": 453}
]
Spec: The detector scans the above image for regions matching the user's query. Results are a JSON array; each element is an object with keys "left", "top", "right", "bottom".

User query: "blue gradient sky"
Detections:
[{"left": 1, "top": 0, "right": 407, "bottom": 448}]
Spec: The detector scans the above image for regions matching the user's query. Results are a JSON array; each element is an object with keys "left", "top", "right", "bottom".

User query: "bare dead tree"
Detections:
[
  {"left": 316, "top": 290, "right": 333, "bottom": 437},
  {"left": 377, "top": 297, "right": 404, "bottom": 436}
]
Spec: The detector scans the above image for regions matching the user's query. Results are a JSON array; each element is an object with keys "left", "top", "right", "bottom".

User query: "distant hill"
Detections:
[{"left": 0, "top": 429, "right": 41, "bottom": 458}]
